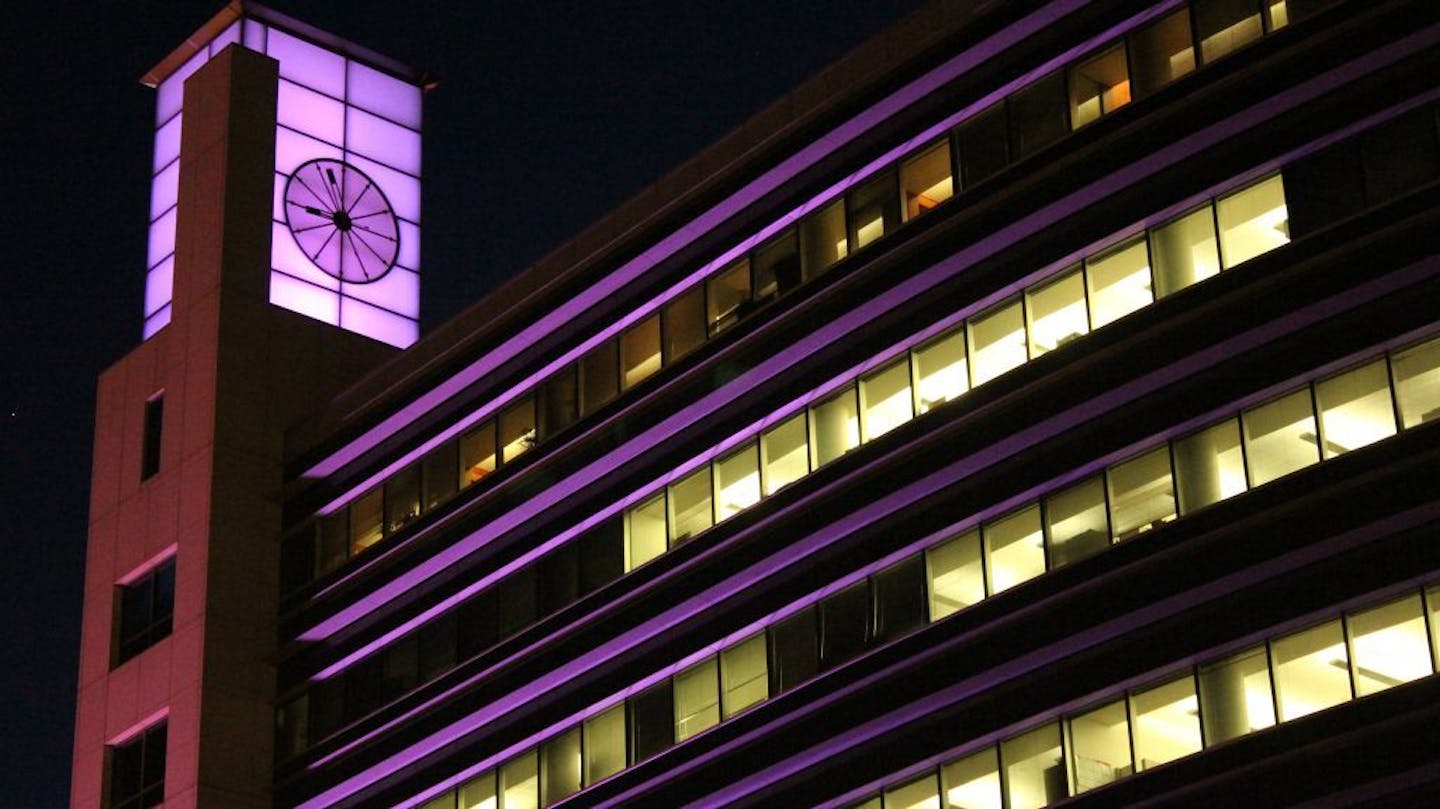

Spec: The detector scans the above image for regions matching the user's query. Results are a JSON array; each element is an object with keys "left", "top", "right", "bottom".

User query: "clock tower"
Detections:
[{"left": 71, "top": 5, "right": 429, "bottom": 808}]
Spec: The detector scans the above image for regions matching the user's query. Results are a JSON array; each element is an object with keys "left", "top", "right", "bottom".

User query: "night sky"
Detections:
[{"left": 1, "top": 1, "right": 922, "bottom": 803}]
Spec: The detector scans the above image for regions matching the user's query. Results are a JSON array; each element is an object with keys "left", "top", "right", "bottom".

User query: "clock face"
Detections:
[{"left": 283, "top": 159, "right": 400, "bottom": 283}]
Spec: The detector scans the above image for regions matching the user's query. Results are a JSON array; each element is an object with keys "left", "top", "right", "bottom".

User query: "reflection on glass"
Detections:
[
  {"left": 969, "top": 299, "right": 1027, "bottom": 386},
  {"left": 668, "top": 467, "right": 713, "bottom": 544},
  {"left": 1001, "top": 723, "right": 1066, "bottom": 809},
  {"left": 942, "top": 747, "right": 1001, "bottom": 809},
  {"left": 983, "top": 506, "right": 1045, "bottom": 594},
  {"left": 1315, "top": 360, "right": 1397, "bottom": 458},
  {"left": 1044, "top": 477, "right": 1109, "bottom": 568},
  {"left": 458, "top": 770, "right": 496, "bottom": 809},
  {"left": 714, "top": 444, "right": 761, "bottom": 522},
  {"left": 884, "top": 774, "right": 941, "bottom": 809},
  {"left": 849, "top": 169, "right": 899, "bottom": 250},
  {"left": 1009, "top": 72, "right": 1068, "bottom": 160},
  {"left": 901, "top": 140, "right": 955, "bottom": 221},
  {"left": 1198, "top": 646, "right": 1275, "bottom": 744},
  {"left": 861, "top": 358, "right": 914, "bottom": 442},
  {"left": 499, "top": 397, "right": 536, "bottom": 464},
  {"left": 1217, "top": 175, "right": 1289, "bottom": 268},
  {"left": 620, "top": 315, "right": 662, "bottom": 389},
  {"left": 912, "top": 330, "right": 968, "bottom": 414},
  {"left": 1069, "top": 700, "right": 1131, "bottom": 792},
  {"left": 1026, "top": 267, "right": 1088, "bottom": 357},
  {"left": 350, "top": 487, "right": 383, "bottom": 554},
  {"left": 721, "top": 634, "right": 769, "bottom": 718},
  {"left": 1391, "top": 336, "right": 1440, "bottom": 428},
  {"left": 753, "top": 231, "right": 800, "bottom": 300},
  {"left": 761, "top": 413, "right": 809, "bottom": 496},
  {"left": 1242, "top": 390, "right": 1320, "bottom": 486},
  {"left": 800, "top": 199, "right": 849, "bottom": 280},
  {"left": 498, "top": 752, "right": 538, "bottom": 809},
  {"left": 1348, "top": 594, "right": 1432, "bottom": 697},
  {"left": 664, "top": 286, "right": 706, "bottom": 361},
  {"left": 674, "top": 658, "right": 720, "bottom": 742},
  {"left": 1130, "top": 8, "right": 1195, "bottom": 98},
  {"left": 707, "top": 259, "right": 751, "bottom": 335},
  {"left": 1195, "top": 0, "right": 1264, "bottom": 63},
  {"left": 1272, "top": 620, "right": 1350, "bottom": 721},
  {"left": 927, "top": 530, "right": 985, "bottom": 621},
  {"left": 1174, "top": 420, "right": 1247, "bottom": 514},
  {"left": 1107, "top": 447, "right": 1176, "bottom": 540},
  {"left": 811, "top": 387, "right": 860, "bottom": 467},
  {"left": 540, "top": 728, "right": 580, "bottom": 806},
  {"left": 1086, "top": 238, "right": 1153, "bottom": 328},
  {"left": 583, "top": 704, "right": 626, "bottom": 785},
  {"left": 1131, "top": 675, "right": 1202, "bottom": 770},
  {"left": 1150, "top": 205, "right": 1220, "bottom": 298},
  {"left": 1069, "top": 45, "right": 1130, "bottom": 129},
  {"left": 625, "top": 494, "right": 666, "bottom": 571}
]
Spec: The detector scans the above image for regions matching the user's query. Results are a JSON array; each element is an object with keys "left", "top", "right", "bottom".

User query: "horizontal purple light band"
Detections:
[
  {"left": 301, "top": 0, "right": 1099, "bottom": 486},
  {"left": 299, "top": 17, "right": 1438, "bottom": 651},
  {"left": 299, "top": 228, "right": 1440, "bottom": 808}
]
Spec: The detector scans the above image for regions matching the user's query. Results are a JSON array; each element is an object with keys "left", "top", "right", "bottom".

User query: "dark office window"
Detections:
[
  {"left": 275, "top": 694, "right": 308, "bottom": 760},
  {"left": 580, "top": 337, "right": 621, "bottom": 416},
  {"left": 753, "top": 230, "right": 801, "bottom": 301},
  {"left": 663, "top": 287, "right": 707, "bottom": 362},
  {"left": 456, "top": 588, "right": 499, "bottom": 659},
  {"left": 308, "top": 676, "right": 344, "bottom": 743},
  {"left": 109, "top": 721, "right": 166, "bottom": 809},
  {"left": 384, "top": 464, "right": 421, "bottom": 535},
  {"left": 1008, "top": 71, "right": 1068, "bottom": 160},
  {"left": 848, "top": 168, "right": 901, "bottom": 251},
  {"left": 496, "top": 565, "right": 538, "bottom": 637},
  {"left": 422, "top": 440, "right": 459, "bottom": 511},
  {"left": 280, "top": 532, "right": 315, "bottom": 595},
  {"left": 417, "top": 615, "right": 456, "bottom": 682},
  {"left": 1129, "top": 8, "right": 1195, "bottom": 99},
  {"left": 872, "top": 556, "right": 926, "bottom": 643},
  {"left": 539, "top": 541, "right": 581, "bottom": 615},
  {"left": 579, "top": 518, "right": 625, "bottom": 595},
  {"left": 630, "top": 681, "right": 674, "bottom": 763},
  {"left": 1282, "top": 141, "right": 1364, "bottom": 239},
  {"left": 347, "top": 654, "right": 387, "bottom": 719},
  {"left": 958, "top": 102, "right": 1010, "bottom": 186},
  {"left": 116, "top": 557, "right": 175, "bottom": 666},
  {"left": 538, "top": 366, "right": 579, "bottom": 440},
  {"left": 1284, "top": 0, "right": 1343, "bottom": 24},
  {"left": 769, "top": 606, "right": 819, "bottom": 694},
  {"left": 1362, "top": 108, "right": 1440, "bottom": 205},
  {"left": 141, "top": 394, "right": 163, "bottom": 480},
  {"left": 316, "top": 511, "right": 348, "bottom": 576},
  {"left": 819, "top": 581, "right": 871, "bottom": 668}
]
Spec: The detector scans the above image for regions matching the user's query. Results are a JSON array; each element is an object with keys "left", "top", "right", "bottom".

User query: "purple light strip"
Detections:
[
  {"left": 299, "top": 234, "right": 1439, "bottom": 808},
  {"left": 301, "top": 0, "right": 1101, "bottom": 486},
  {"left": 299, "top": 19, "right": 1440, "bottom": 649}
]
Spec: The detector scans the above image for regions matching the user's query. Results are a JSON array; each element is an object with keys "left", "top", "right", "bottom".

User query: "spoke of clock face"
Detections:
[
  {"left": 294, "top": 175, "right": 333, "bottom": 212},
  {"left": 308, "top": 225, "right": 340, "bottom": 262},
  {"left": 315, "top": 166, "right": 342, "bottom": 211},
  {"left": 344, "top": 231, "right": 372, "bottom": 281},
  {"left": 287, "top": 199, "right": 331, "bottom": 220},
  {"left": 349, "top": 209, "right": 392, "bottom": 222},
  {"left": 350, "top": 228, "right": 389, "bottom": 265},
  {"left": 351, "top": 222, "right": 397, "bottom": 242},
  {"left": 291, "top": 221, "right": 339, "bottom": 235},
  {"left": 345, "top": 180, "right": 375, "bottom": 215}
]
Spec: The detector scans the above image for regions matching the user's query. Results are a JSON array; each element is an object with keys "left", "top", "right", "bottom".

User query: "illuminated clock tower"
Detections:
[{"left": 70, "top": 4, "right": 429, "bottom": 808}]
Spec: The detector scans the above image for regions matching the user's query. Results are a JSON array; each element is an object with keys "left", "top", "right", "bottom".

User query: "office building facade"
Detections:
[{"left": 75, "top": 1, "right": 1440, "bottom": 808}]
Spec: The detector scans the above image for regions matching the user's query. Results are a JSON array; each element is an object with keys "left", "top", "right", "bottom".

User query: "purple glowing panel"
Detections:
[
  {"left": 209, "top": 21, "right": 241, "bottom": 55},
  {"left": 341, "top": 296, "right": 418, "bottom": 348},
  {"left": 142, "top": 305, "right": 171, "bottom": 339},
  {"left": 152, "top": 115, "right": 181, "bottom": 172},
  {"left": 345, "top": 266, "right": 420, "bottom": 318},
  {"left": 347, "top": 60, "right": 423, "bottom": 130},
  {"left": 397, "top": 219, "right": 421, "bottom": 270},
  {"left": 271, "top": 272, "right": 341, "bottom": 325},
  {"left": 272, "top": 222, "right": 342, "bottom": 291},
  {"left": 145, "top": 257, "right": 174, "bottom": 317},
  {"left": 149, "top": 162, "right": 179, "bottom": 221},
  {"left": 155, "top": 47, "right": 209, "bottom": 124},
  {"left": 146, "top": 208, "right": 176, "bottom": 270},
  {"left": 267, "top": 28, "right": 346, "bottom": 98},
  {"left": 242, "top": 18, "right": 266, "bottom": 51},
  {"left": 345, "top": 153, "right": 421, "bottom": 223},
  {"left": 346, "top": 106, "right": 422, "bottom": 175},
  {"left": 275, "top": 126, "right": 344, "bottom": 175},
  {"left": 277, "top": 79, "right": 346, "bottom": 146}
]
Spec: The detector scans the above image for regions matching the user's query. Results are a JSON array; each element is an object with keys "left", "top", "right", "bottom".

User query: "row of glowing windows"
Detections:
[
  {"left": 620, "top": 173, "right": 1289, "bottom": 574},
  {"left": 300, "top": 0, "right": 1318, "bottom": 576},
  {"left": 850, "top": 582, "right": 1440, "bottom": 809},
  {"left": 403, "top": 331, "right": 1440, "bottom": 809}
]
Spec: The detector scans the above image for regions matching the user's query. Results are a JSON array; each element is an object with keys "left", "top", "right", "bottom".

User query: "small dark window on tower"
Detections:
[
  {"left": 109, "top": 721, "right": 166, "bottom": 809},
  {"left": 115, "top": 557, "right": 175, "bottom": 666},
  {"left": 141, "top": 394, "right": 164, "bottom": 480}
]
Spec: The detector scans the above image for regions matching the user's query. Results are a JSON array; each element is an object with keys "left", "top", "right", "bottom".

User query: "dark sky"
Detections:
[{"left": 1, "top": 0, "right": 922, "bottom": 804}]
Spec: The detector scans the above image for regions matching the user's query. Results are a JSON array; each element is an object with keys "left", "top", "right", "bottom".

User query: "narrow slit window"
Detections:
[{"left": 141, "top": 393, "right": 164, "bottom": 480}]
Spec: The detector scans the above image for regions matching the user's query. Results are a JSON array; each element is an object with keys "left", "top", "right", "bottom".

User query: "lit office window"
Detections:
[
  {"left": 1391, "top": 336, "right": 1440, "bottom": 428},
  {"left": 753, "top": 231, "right": 801, "bottom": 300},
  {"left": 580, "top": 338, "right": 620, "bottom": 416},
  {"left": 621, "top": 315, "right": 662, "bottom": 389},
  {"left": 968, "top": 299, "right": 1027, "bottom": 386},
  {"left": 1150, "top": 205, "right": 1220, "bottom": 298},
  {"left": 761, "top": 413, "right": 810, "bottom": 496},
  {"left": 499, "top": 752, "right": 538, "bottom": 809},
  {"left": 1195, "top": 0, "right": 1265, "bottom": 63},
  {"left": 983, "top": 506, "right": 1045, "bottom": 594},
  {"left": 1129, "top": 8, "right": 1195, "bottom": 98},
  {"left": 108, "top": 721, "right": 166, "bottom": 809},
  {"left": 668, "top": 467, "right": 713, "bottom": 544},
  {"left": 927, "top": 530, "right": 985, "bottom": 620},
  {"left": 1001, "top": 723, "right": 1066, "bottom": 809},
  {"left": 350, "top": 487, "right": 383, "bottom": 554},
  {"left": 1174, "top": 419, "right": 1247, "bottom": 514},
  {"left": 721, "top": 634, "right": 769, "bottom": 718},
  {"left": 1069, "top": 700, "right": 1131, "bottom": 793},
  {"left": 714, "top": 444, "right": 761, "bottom": 522},
  {"left": 420, "top": 790, "right": 455, "bottom": 809},
  {"left": 1043, "top": 476, "right": 1109, "bottom": 568},
  {"left": 854, "top": 799, "right": 881, "bottom": 809},
  {"left": 1069, "top": 45, "right": 1130, "bottom": 129},
  {"left": 800, "top": 199, "right": 850, "bottom": 280},
  {"left": 458, "top": 421, "right": 497, "bottom": 488},
  {"left": 540, "top": 728, "right": 581, "bottom": 805},
  {"left": 810, "top": 387, "right": 861, "bottom": 467},
  {"left": 1272, "top": 619, "right": 1351, "bottom": 722},
  {"left": 1025, "top": 266, "right": 1088, "bottom": 358},
  {"left": 884, "top": 773, "right": 941, "bottom": 809},
  {"left": 583, "top": 704, "right": 627, "bottom": 784},
  {"left": 942, "top": 747, "right": 1001, "bottom": 809},
  {"left": 1130, "top": 675, "right": 1202, "bottom": 769},
  {"left": 1107, "top": 447, "right": 1176, "bottom": 540},
  {"left": 912, "top": 330, "right": 968, "bottom": 414},
  {"left": 1347, "top": 594, "right": 1432, "bottom": 697},
  {"left": 901, "top": 140, "right": 955, "bottom": 221},
  {"left": 116, "top": 557, "right": 176, "bottom": 665},
  {"left": 860, "top": 358, "right": 914, "bottom": 442},
  {"left": 1242, "top": 389, "right": 1320, "bottom": 486},
  {"left": 707, "top": 259, "right": 751, "bottom": 335},
  {"left": 1315, "top": 360, "right": 1397, "bottom": 458},
  {"left": 674, "top": 658, "right": 720, "bottom": 742},
  {"left": 1086, "top": 237, "right": 1153, "bottom": 328},
  {"left": 663, "top": 287, "right": 706, "bottom": 361},
  {"left": 1198, "top": 646, "right": 1275, "bottom": 744},
  {"left": 458, "top": 773, "right": 496, "bottom": 809},
  {"left": 384, "top": 464, "right": 421, "bottom": 534},
  {"left": 498, "top": 397, "right": 536, "bottom": 464},
  {"left": 625, "top": 494, "right": 667, "bottom": 571},
  {"left": 848, "top": 169, "right": 900, "bottom": 251},
  {"left": 1217, "top": 175, "right": 1289, "bottom": 268}
]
